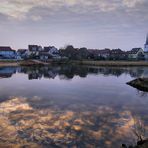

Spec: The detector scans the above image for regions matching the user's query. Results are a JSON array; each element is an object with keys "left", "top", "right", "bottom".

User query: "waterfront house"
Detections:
[
  {"left": 28, "top": 45, "right": 60, "bottom": 60},
  {"left": 28, "top": 45, "right": 41, "bottom": 58},
  {"left": 88, "top": 49, "right": 111, "bottom": 59},
  {"left": 28, "top": 45, "right": 39, "bottom": 52},
  {"left": 39, "top": 52, "right": 52, "bottom": 61},
  {"left": 17, "top": 49, "right": 28, "bottom": 60},
  {"left": 97, "top": 49, "right": 111, "bottom": 59},
  {"left": 110, "top": 49, "right": 127, "bottom": 60},
  {"left": 0, "top": 46, "right": 16, "bottom": 59},
  {"left": 44, "top": 46, "right": 59, "bottom": 54},
  {"left": 43, "top": 46, "right": 60, "bottom": 59},
  {"left": 128, "top": 48, "right": 144, "bottom": 60}
]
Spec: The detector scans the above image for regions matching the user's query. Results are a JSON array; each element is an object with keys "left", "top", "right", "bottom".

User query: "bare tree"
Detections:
[{"left": 132, "top": 117, "right": 145, "bottom": 142}]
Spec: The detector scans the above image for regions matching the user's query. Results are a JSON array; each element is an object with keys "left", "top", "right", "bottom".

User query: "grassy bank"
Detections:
[
  {"left": 19, "top": 60, "right": 49, "bottom": 66},
  {"left": 73, "top": 60, "right": 148, "bottom": 67},
  {"left": 0, "top": 60, "right": 18, "bottom": 67},
  {"left": 0, "top": 60, "right": 148, "bottom": 67}
]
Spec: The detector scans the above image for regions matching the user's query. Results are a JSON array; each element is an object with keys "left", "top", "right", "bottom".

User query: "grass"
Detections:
[
  {"left": 73, "top": 60, "right": 148, "bottom": 67},
  {"left": 0, "top": 59, "right": 148, "bottom": 67}
]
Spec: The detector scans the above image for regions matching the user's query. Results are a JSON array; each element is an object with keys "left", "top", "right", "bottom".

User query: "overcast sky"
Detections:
[{"left": 0, "top": 0, "right": 148, "bottom": 50}]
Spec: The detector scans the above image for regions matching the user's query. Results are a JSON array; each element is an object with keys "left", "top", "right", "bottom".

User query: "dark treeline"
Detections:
[
  {"left": 59, "top": 45, "right": 145, "bottom": 61},
  {"left": 59, "top": 45, "right": 90, "bottom": 60}
]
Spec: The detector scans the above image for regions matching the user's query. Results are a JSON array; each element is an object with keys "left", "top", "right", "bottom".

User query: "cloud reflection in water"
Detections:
[{"left": 0, "top": 97, "right": 144, "bottom": 147}]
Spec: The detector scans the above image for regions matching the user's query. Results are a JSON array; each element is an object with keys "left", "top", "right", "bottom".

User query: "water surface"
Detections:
[{"left": 0, "top": 65, "right": 148, "bottom": 147}]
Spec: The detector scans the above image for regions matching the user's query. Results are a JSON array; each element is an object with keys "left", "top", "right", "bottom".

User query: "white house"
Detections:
[
  {"left": 128, "top": 48, "right": 144, "bottom": 60},
  {"left": 39, "top": 52, "right": 51, "bottom": 61},
  {"left": 27, "top": 45, "right": 60, "bottom": 60},
  {"left": 0, "top": 46, "right": 16, "bottom": 59},
  {"left": 43, "top": 46, "right": 61, "bottom": 59},
  {"left": 44, "top": 46, "right": 59, "bottom": 54}
]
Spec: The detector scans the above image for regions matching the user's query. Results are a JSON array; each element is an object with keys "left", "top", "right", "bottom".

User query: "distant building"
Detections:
[
  {"left": 28, "top": 45, "right": 39, "bottom": 52},
  {"left": 28, "top": 45, "right": 40, "bottom": 58},
  {"left": 144, "top": 33, "right": 148, "bottom": 60},
  {"left": 0, "top": 46, "right": 16, "bottom": 59},
  {"left": 88, "top": 48, "right": 127, "bottom": 60},
  {"left": 97, "top": 49, "right": 111, "bottom": 59},
  {"left": 43, "top": 46, "right": 60, "bottom": 59},
  {"left": 88, "top": 49, "right": 111, "bottom": 59},
  {"left": 128, "top": 48, "right": 144, "bottom": 60},
  {"left": 39, "top": 52, "right": 52, "bottom": 61},
  {"left": 17, "top": 49, "right": 28, "bottom": 60},
  {"left": 144, "top": 33, "right": 148, "bottom": 52},
  {"left": 27, "top": 45, "right": 60, "bottom": 60},
  {"left": 44, "top": 46, "right": 59, "bottom": 55},
  {"left": 110, "top": 49, "right": 127, "bottom": 60}
]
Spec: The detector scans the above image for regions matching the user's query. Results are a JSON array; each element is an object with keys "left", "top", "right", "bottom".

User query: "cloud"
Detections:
[
  {"left": 0, "top": 0, "right": 147, "bottom": 50},
  {"left": 0, "top": 0, "right": 146, "bottom": 21},
  {"left": 122, "top": 0, "right": 145, "bottom": 8}
]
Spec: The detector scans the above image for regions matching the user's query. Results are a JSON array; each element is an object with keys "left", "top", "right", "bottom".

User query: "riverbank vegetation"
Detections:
[{"left": 1, "top": 60, "right": 148, "bottom": 67}]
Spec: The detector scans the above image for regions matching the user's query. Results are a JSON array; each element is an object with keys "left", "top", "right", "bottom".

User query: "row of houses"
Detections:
[
  {"left": 88, "top": 48, "right": 146, "bottom": 60},
  {"left": 0, "top": 46, "right": 147, "bottom": 61},
  {"left": 17, "top": 45, "right": 61, "bottom": 60},
  {"left": 0, "top": 33, "right": 148, "bottom": 60},
  {"left": 0, "top": 45, "right": 61, "bottom": 60}
]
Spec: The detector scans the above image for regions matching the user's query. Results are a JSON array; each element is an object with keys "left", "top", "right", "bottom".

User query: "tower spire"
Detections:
[{"left": 146, "top": 33, "right": 148, "bottom": 45}]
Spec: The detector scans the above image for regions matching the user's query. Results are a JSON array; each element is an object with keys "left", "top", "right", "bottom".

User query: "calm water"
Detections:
[{"left": 0, "top": 65, "right": 148, "bottom": 147}]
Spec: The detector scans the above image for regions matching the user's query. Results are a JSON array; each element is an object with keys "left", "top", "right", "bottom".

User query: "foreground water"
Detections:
[{"left": 0, "top": 65, "right": 148, "bottom": 148}]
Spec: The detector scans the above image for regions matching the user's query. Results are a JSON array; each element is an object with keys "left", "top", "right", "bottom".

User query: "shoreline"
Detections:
[
  {"left": 0, "top": 61, "right": 18, "bottom": 67},
  {"left": 72, "top": 60, "right": 148, "bottom": 67},
  {"left": 0, "top": 60, "right": 148, "bottom": 67}
]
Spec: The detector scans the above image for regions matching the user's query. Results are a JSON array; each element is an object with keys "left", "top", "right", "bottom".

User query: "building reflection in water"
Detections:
[
  {"left": 0, "top": 66, "right": 148, "bottom": 147},
  {"left": 0, "top": 67, "right": 16, "bottom": 78},
  {"left": 0, "top": 65, "right": 148, "bottom": 80}
]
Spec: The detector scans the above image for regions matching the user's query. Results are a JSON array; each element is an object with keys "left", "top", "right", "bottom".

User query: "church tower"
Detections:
[{"left": 144, "top": 33, "right": 148, "bottom": 52}]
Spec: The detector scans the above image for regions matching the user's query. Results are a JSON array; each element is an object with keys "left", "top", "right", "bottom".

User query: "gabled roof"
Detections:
[
  {"left": 44, "top": 47, "right": 51, "bottom": 52},
  {"left": 98, "top": 49, "right": 111, "bottom": 54},
  {"left": 111, "top": 49, "right": 124, "bottom": 54},
  {"left": 129, "top": 48, "right": 143, "bottom": 54},
  {"left": 44, "top": 46, "right": 57, "bottom": 52},
  {"left": 0, "top": 46, "right": 13, "bottom": 51},
  {"left": 28, "top": 45, "right": 39, "bottom": 51},
  {"left": 28, "top": 45, "right": 38, "bottom": 48},
  {"left": 17, "top": 49, "right": 27, "bottom": 54}
]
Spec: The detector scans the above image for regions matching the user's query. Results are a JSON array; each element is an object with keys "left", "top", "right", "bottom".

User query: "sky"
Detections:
[{"left": 0, "top": 0, "right": 148, "bottom": 50}]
